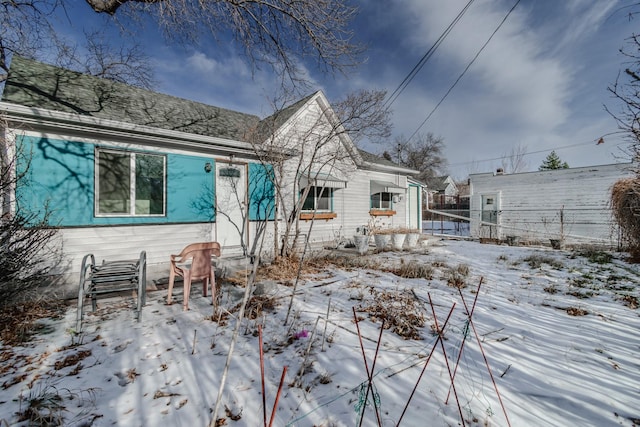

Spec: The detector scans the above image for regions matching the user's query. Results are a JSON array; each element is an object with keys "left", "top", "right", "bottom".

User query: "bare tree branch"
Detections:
[{"left": 83, "top": 0, "right": 363, "bottom": 88}]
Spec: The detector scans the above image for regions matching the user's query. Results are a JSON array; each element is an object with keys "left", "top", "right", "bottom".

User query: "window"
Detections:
[
  {"left": 371, "top": 192, "right": 393, "bottom": 210},
  {"left": 302, "top": 187, "right": 332, "bottom": 212},
  {"left": 96, "top": 149, "right": 165, "bottom": 216}
]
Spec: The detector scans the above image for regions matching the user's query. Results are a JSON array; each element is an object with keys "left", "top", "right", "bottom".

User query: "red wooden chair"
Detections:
[{"left": 167, "top": 242, "right": 221, "bottom": 310}]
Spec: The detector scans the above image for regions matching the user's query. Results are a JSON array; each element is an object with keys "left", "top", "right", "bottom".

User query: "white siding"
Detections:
[{"left": 469, "top": 163, "right": 633, "bottom": 246}]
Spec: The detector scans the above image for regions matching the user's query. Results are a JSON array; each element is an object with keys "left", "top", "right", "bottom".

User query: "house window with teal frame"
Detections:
[
  {"left": 302, "top": 187, "right": 333, "bottom": 212},
  {"left": 371, "top": 192, "right": 393, "bottom": 210},
  {"left": 96, "top": 148, "right": 166, "bottom": 216}
]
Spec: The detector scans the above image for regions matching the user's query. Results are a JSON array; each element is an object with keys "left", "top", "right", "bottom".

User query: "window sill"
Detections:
[
  {"left": 369, "top": 209, "right": 396, "bottom": 217},
  {"left": 300, "top": 212, "right": 337, "bottom": 221}
]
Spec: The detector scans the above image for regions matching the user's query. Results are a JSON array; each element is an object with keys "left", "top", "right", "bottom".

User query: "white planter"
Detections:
[
  {"left": 374, "top": 234, "right": 390, "bottom": 250},
  {"left": 405, "top": 233, "right": 420, "bottom": 249},
  {"left": 391, "top": 233, "right": 406, "bottom": 251},
  {"left": 353, "top": 235, "right": 370, "bottom": 255}
]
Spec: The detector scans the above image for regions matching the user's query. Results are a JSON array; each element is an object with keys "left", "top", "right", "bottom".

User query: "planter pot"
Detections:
[
  {"left": 353, "top": 235, "right": 370, "bottom": 255},
  {"left": 391, "top": 233, "right": 406, "bottom": 250},
  {"left": 373, "top": 234, "right": 390, "bottom": 250},
  {"left": 405, "top": 233, "right": 421, "bottom": 249}
]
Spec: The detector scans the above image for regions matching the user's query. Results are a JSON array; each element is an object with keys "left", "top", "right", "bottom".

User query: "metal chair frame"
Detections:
[{"left": 76, "top": 251, "right": 146, "bottom": 331}]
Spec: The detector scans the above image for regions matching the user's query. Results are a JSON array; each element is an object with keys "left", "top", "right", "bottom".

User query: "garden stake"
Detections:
[
  {"left": 458, "top": 288, "right": 512, "bottom": 427},
  {"left": 294, "top": 316, "right": 321, "bottom": 387},
  {"left": 268, "top": 366, "right": 288, "bottom": 427},
  {"left": 321, "top": 297, "right": 331, "bottom": 352},
  {"left": 396, "top": 302, "right": 456, "bottom": 427},
  {"left": 445, "top": 277, "right": 484, "bottom": 404},
  {"left": 192, "top": 330, "right": 197, "bottom": 355},
  {"left": 259, "top": 325, "right": 267, "bottom": 427},
  {"left": 428, "top": 293, "right": 466, "bottom": 427},
  {"left": 352, "top": 307, "right": 383, "bottom": 427}
]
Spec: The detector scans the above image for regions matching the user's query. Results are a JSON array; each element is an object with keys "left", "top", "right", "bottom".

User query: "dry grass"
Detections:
[
  {"left": 229, "top": 295, "right": 277, "bottom": 320},
  {"left": 611, "top": 178, "right": 640, "bottom": 260},
  {"left": 0, "top": 301, "right": 67, "bottom": 346},
  {"left": 357, "top": 288, "right": 426, "bottom": 340}
]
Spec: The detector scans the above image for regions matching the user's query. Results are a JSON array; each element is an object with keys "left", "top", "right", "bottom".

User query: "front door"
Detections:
[{"left": 215, "top": 162, "right": 247, "bottom": 254}]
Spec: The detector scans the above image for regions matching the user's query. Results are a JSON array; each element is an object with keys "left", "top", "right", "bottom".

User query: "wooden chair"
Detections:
[{"left": 167, "top": 242, "right": 221, "bottom": 310}]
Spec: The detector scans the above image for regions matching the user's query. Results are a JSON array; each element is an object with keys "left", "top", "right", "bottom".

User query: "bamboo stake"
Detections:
[
  {"left": 396, "top": 302, "right": 456, "bottom": 426},
  {"left": 445, "top": 277, "right": 484, "bottom": 404},
  {"left": 294, "top": 316, "right": 321, "bottom": 387},
  {"left": 209, "top": 256, "right": 260, "bottom": 426},
  {"left": 428, "top": 293, "right": 465, "bottom": 427},
  {"left": 458, "top": 288, "right": 512, "bottom": 427},
  {"left": 321, "top": 297, "right": 331, "bottom": 352},
  {"left": 352, "top": 307, "right": 383, "bottom": 427}
]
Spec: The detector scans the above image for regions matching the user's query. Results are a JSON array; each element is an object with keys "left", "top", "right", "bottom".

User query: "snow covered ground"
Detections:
[{"left": 1, "top": 238, "right": 639, "bottom": 426}]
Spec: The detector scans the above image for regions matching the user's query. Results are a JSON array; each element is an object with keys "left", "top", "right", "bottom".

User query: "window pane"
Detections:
[
  {"left": 371, "top": 193, "right": 380, "bottom": 209},
  {"left": 98, "top": 151, "right": 130, "bottom": 213},
  {"left": 381, "top": 193, "right": 392, "bottom": 209},
  {"left": 317, "top": 188, "right": 330, "bottom": 211},
  {"left": 135, "top": 154, "right": 164, "bottom": 215},
  {"left": 302, "top": 188, "right": 315, "bottom": 211}
]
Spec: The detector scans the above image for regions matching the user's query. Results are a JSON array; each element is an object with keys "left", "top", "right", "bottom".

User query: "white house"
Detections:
[
  {"left": 0, "top": 56, "right": 421, "bottom": 296},
  {"left": 469, "top": 163, "right": 634, "bottom": 247}
]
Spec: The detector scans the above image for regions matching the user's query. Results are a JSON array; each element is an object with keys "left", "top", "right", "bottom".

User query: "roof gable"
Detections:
[{"left": 2, "top": 56, "right": 260, "bottom": 141}]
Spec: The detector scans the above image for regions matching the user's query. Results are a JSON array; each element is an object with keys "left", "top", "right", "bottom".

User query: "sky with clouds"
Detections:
[{"left": 38, "top": 1, "right": 640, "bottom": 178}]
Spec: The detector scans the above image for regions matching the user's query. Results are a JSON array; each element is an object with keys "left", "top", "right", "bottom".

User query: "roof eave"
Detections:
[
  {"left": 360, "top": 160, "right": 420, "bottom": 175},
  {"left": 0, "top": 102, "right": 282, "bottom": 158}
]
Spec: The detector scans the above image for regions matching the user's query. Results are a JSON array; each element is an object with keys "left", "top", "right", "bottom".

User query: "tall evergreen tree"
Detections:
[{"left": 539, "top": 151, "right": 569, "bottom": 170}]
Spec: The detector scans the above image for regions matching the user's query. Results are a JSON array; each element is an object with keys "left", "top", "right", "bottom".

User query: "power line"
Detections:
[
  {"left": 384, "top": 0, "right": 476, "bottom": 108},
  {"left": 407, "top": 0, "right": 522, "bottom": 142},
  {"left": 448, "top": 137, "right": 624, "bottom": 168}
]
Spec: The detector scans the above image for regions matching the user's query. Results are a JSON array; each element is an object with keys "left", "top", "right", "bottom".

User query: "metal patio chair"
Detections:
[{"left": 76, "top": 251, "right": 146, "bottom": 331}]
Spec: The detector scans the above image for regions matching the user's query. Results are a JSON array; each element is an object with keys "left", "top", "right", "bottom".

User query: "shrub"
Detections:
[{"left": 611, "top": 178, "right": 640, "bottom": 260}]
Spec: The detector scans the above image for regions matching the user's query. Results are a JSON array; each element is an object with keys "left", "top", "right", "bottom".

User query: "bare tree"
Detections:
[
  {"left": 500, "top": 144, "right": 529, "bottom": 173},
  {"left": 390, "top": 132, "right": 448, "bottom": 182},
  {"left": 247, "top": 89, "right": 391, "bottom": 258},
  {"left": 0, "top": 120, "right": 63, "bottom": 306},
  {"left": 1, "top": 2, "right": 155, "bottom": 88},
  {"left": 607, "top": 33, "right": 640, "bottom": 170},
  {"left": 84, "top": 0, "right": 363, "bottom": 89}
]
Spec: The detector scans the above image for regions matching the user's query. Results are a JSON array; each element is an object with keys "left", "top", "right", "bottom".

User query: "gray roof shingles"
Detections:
[{"left": 2, "top": 56, "right": 260, "bottom": 141}]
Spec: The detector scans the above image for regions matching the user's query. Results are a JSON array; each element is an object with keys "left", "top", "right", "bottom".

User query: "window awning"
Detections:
[
  {"left": 370, "top": 180, "right": 406, "bottom": 194},
  {"left": 299, "top": 172, "right": 347, "bottom": 189}
]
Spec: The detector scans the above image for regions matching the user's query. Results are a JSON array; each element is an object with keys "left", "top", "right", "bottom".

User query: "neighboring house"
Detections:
[
  {"left": 425, "top": 175, "right": 458, "bottom": 209},
  {"left": 468, "top": 163, "right": 634, "bottom": 246},
  {"left": 0, "top": 56, "right": 420, "bottom": 295}
]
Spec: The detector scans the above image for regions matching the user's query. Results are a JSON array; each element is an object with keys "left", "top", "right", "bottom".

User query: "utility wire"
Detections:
[
  {"left": 384, "top": 0, "right": 476, "bottom": 108},
  {"left": 448, "top": 137, "right": 623, "bottom": 168},
  {"left": 407, "top": 0, "right": 522, "bottom": 142}
]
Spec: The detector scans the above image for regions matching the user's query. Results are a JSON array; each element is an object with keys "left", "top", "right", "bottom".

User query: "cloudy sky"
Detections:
[{"left": 51, "top": 1, "right": 638, "bottom": 178}]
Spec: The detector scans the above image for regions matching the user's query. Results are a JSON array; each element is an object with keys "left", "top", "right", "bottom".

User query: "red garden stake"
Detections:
[
  {"left": 259, "top": 325, "right": 267, "bottom": 427},
  {"left": 396, "top": 302, "right": 456, "bottom": 426},
  {"left": 445, "top": 277, "right": 484, "bottom": 405},
  {"left": 268, "top": 366, "right": 287, "bottom": 427},
  {"left": 428, "top": 293, "right": 466, "bottom": 427},
  {"left": 458, "top": 288, "right": 512, "bottom": 427},
  {"left": 353, "top": 307, "right": 384, "bottom": 427}
]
